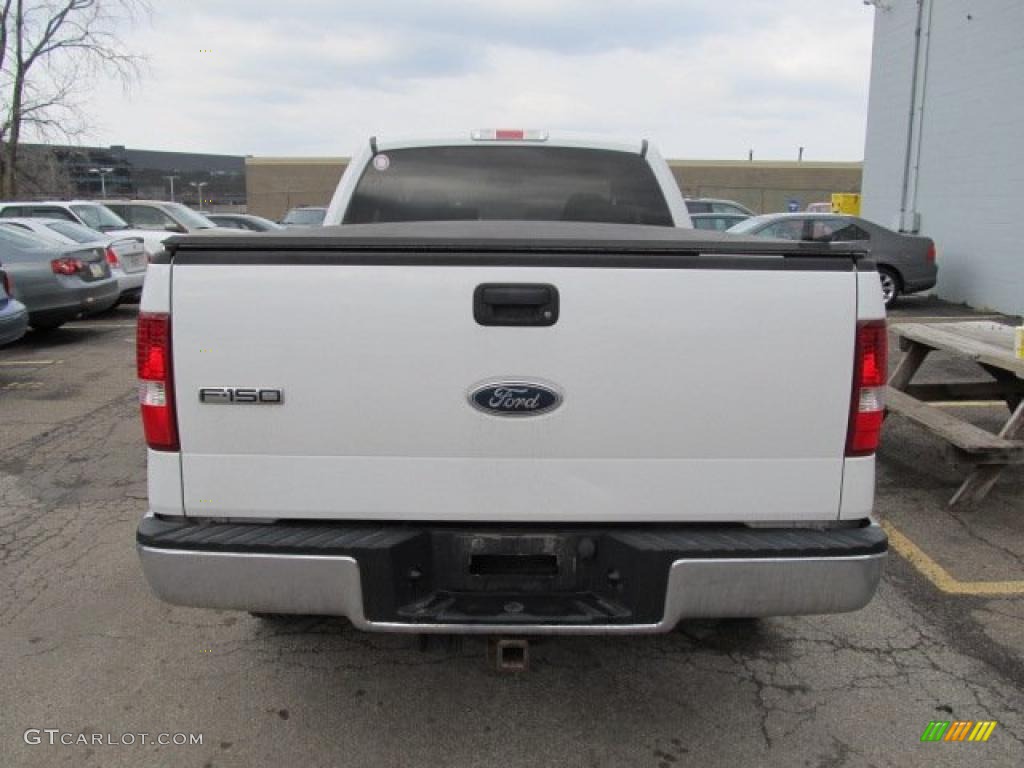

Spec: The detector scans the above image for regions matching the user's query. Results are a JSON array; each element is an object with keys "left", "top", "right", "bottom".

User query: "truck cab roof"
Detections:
[{"left": 372, "top": 130, "right": 648, "bottom": 155}]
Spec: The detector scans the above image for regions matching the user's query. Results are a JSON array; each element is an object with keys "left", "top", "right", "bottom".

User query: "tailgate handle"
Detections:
[{"left": 474, "top": 283, "right": 559, "bottom": 327}]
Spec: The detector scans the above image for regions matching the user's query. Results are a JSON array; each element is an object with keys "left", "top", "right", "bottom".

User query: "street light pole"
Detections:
[
  {"left": 164, "top": 175, "right": 179, "bottom": 202},
  {"left": 89, "top": 167, "right": 115, "bottom": 198},
  {"left": 189, "top": 181, "right": 209, "bottom": 211}
]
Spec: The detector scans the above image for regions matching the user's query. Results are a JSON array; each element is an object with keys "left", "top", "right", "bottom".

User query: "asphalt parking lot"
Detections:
[{"left": 1, "top": 301, "right": 1022, "bottom": 768}]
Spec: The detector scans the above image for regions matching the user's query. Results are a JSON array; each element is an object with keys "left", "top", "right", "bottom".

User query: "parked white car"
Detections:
[
  {"left": 0, "top": 217, "right": 148, "bottom": 303},
  {"left": 0, "top": 200, "right": 168, "bottom": 260}
]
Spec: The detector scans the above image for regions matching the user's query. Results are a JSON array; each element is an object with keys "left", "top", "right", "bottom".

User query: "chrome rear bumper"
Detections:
[{"left": 137, "top": 519, "right": 886, "bottom": 634}]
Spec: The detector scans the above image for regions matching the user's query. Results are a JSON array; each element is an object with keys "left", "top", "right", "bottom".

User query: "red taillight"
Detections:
[
  {"left": 137, "top": 312, "right": 179, "bottom": 451},
  {"left": 1, "top": 269, "right": 12, "bottom": 296},
  {"left": 51, "top": 257, "right": 84, "bottom": 275},
  {"left": 926, "top": 242, "right": 936, "bottom": 264},
  {"left": 846, "top": 320, "right": 888, "bottom": 456},
  {"left": 105, "top": 246, "right": 120, "bottom": 268}
]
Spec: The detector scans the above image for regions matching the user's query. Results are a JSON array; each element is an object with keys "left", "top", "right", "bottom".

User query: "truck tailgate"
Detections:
[{"left": 169, "top": 229, "right": 859, "bottom": 523}]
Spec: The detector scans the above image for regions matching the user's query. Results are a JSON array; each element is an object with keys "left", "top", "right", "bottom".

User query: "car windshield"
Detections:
[
  {"left": 713, "top": 202, "right": 752, "bottom": 215},
  {"left": 45, "top": 220, "right": 104, "bottom": 243},
  {"left": 71, "top": 204, "right": 129, "bottom": 232},
  {"left": 283, "top": 208, "right": 326, "bottom": 225},
  {"left": 0, "top": 224, "right": 53, "bottom": 249},
  {"left": 208, "top": 216, "right": 243, "bottom": 229},
  {"left": 250, "top": 215, "right": 283, "bottom": 230},
  {"left": 692, "top": 215, "right": 745, "bottom": 231},
  {"left": 343, "top": 146, "right": 674, "bottom": 226},
  {"left": 165, "top": 202, "right": 216, "bottom": 229},
  {"left": 725, "top": 215, "right": 775, "bottom": 234}
]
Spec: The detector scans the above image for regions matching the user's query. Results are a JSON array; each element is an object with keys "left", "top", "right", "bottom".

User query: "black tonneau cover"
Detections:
[{"left": 158, "top": 220, "right": 870, "bottom": 271}]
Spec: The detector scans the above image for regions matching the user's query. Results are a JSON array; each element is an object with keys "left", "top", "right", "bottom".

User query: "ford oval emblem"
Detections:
[{"left": 469, "top": 381, "right": 562, "bottom": 417}]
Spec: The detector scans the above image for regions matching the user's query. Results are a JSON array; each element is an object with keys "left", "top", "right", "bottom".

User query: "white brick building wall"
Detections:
[{"left": 861, "top": 0, "right": 1024, "bottom": 314}]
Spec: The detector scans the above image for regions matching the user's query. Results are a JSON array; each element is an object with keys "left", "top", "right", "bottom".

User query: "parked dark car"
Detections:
[
  {"left": 727, "top": 213, "right": 937, "bottom": 306},
  {"left": 690, "top": 212, "right": 750, "bottom": 231},
  {"left": 0, "top": 262, "right": 28, "bottom": 346},
  {"left": 0, "top": 226, "right": 119, "bottom": 330},
  {"left": 685, "top": 198, "right": 755, "bottom": 216},
  {"left": 205, "top": 213, "right": 284, "bottom": 232}
]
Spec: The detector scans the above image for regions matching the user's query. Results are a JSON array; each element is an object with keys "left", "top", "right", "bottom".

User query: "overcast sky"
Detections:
[{"left": 88, "top": 0, "right": 876, "bottom": 160}]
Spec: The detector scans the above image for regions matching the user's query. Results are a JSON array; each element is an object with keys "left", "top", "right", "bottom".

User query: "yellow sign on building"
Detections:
[{"left": 831, "top": 193, "right": 862, "bottom": 215}]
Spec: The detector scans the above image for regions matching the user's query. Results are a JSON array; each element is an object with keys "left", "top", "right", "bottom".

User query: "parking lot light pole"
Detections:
[
  {"left": 164, "top": 175, "right": 179, "bottom": 202},
  {"left": 189, "top": 181, "right": 208, "bottom": 211},
  {"left": 89, "top": 167, "right": 115, "bottom": 199}
]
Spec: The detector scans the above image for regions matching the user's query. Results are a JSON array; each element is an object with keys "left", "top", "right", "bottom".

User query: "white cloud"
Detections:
[{"left": 83, "top": 0, "right": 875, "bottom": 160}]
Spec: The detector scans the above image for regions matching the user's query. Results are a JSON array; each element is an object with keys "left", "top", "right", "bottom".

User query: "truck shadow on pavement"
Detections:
[
  {"left": 208, "top": 593, "right": 1024, "bottom": 767},
  {"left": 248, "top": 614, "right": 778, "bottom": 656}
]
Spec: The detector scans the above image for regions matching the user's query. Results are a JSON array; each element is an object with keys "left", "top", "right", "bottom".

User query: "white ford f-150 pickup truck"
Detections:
[{"left": 136, "top": 131, "right": 887, "bottom": 635}]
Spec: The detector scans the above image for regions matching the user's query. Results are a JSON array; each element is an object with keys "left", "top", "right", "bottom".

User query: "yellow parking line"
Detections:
[
  {"left": 932, "top": 401, "right": 1009, "bottom": 408},
  {"left": 0, "top": 360, "right": 56, "bottom": 366},
  {"left": 882, "top": 522, "right": 1024, "bottom": 595},
  {"left": 888, "top": 315, "right": 1009, "bottom": 324}
]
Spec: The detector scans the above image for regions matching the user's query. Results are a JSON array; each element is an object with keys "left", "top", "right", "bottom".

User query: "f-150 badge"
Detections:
[
  {"left": 469, "top": 381, "right": 561, "bottom": 417},
  {"left": 199, "top": 387, "right": 284, "bottom": 404}
]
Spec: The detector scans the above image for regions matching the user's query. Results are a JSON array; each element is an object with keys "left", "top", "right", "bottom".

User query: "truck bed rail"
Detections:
[{"left": 157, "top": 221, "right": 871, "bottom": 269}]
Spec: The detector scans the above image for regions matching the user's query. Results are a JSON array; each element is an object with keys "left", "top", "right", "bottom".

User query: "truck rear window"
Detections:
[{"left": 342, "top": 146, "right": 674, "bottom": 226}]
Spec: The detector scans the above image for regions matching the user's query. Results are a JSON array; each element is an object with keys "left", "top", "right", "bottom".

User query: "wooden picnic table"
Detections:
[{"left": 885, "top": 321, "right": 1024, "bottom": 506}]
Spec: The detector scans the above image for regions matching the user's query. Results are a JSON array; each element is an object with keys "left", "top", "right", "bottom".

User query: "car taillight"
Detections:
[
  {"left": 926, "top": 243, "right": 936, "bottom": 264},
  {"left": 137, "top": 312, "right": 179, "bottom": 451},
  {"left": 105, "top": 246, "right": 120, "bottom": 268},
  {"left": 1, "top": 269, "right": 12, "bottom": 296},
  {"left": 846, "top": 320, "right": 888, "bottom": 456},
  {"left": 51, "top": 257, "right": 84, "bottom": 275}
]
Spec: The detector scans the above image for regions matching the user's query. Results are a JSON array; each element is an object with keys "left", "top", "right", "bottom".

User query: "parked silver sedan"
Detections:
[
  {"left": 727, "top": 213, "right": 938, "bottom": 306},
  {"left": 0, "top": 264, "right": 28, "bottom": 346},
  {"left": 0, "top": 218, "right": 147, "bottom": 303},
  {"left": 0, "top": 226, "right": 119, "bottom": 331},
  {"left": 103, "top": 200, "right": 220, "bottom": 234}
]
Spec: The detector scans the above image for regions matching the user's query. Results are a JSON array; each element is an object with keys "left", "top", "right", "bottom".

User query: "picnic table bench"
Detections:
[{"left": 885, "top": 321, "right": 1024, "bottom": 506}]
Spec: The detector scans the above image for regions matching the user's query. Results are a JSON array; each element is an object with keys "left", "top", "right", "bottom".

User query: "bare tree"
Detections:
[
  {"left": 0, "top": 0, "right": 147, "bottom": 197},
  {"left": 15, "top": 143, "right": 73, "bottom": 196}
]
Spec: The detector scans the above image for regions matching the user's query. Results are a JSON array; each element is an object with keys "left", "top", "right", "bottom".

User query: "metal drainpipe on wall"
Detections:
[{"left": 897, "top": 0, "right": 934, "bottom": 234}]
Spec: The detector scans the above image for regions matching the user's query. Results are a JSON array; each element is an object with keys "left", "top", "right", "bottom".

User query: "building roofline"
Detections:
[
  {"left": 246, "top": 157, "right": 350, "bottom": 166},
  {"left": 245, "top": 155, "right": 862, "bottom": 169},
  {"left": 667, "top": 159, "right": 862, "bottom": 169}
]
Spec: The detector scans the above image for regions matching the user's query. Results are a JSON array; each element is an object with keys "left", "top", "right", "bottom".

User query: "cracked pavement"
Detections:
[{"left": 1, "top": 304, "right": 1022, "bottom": 767}]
